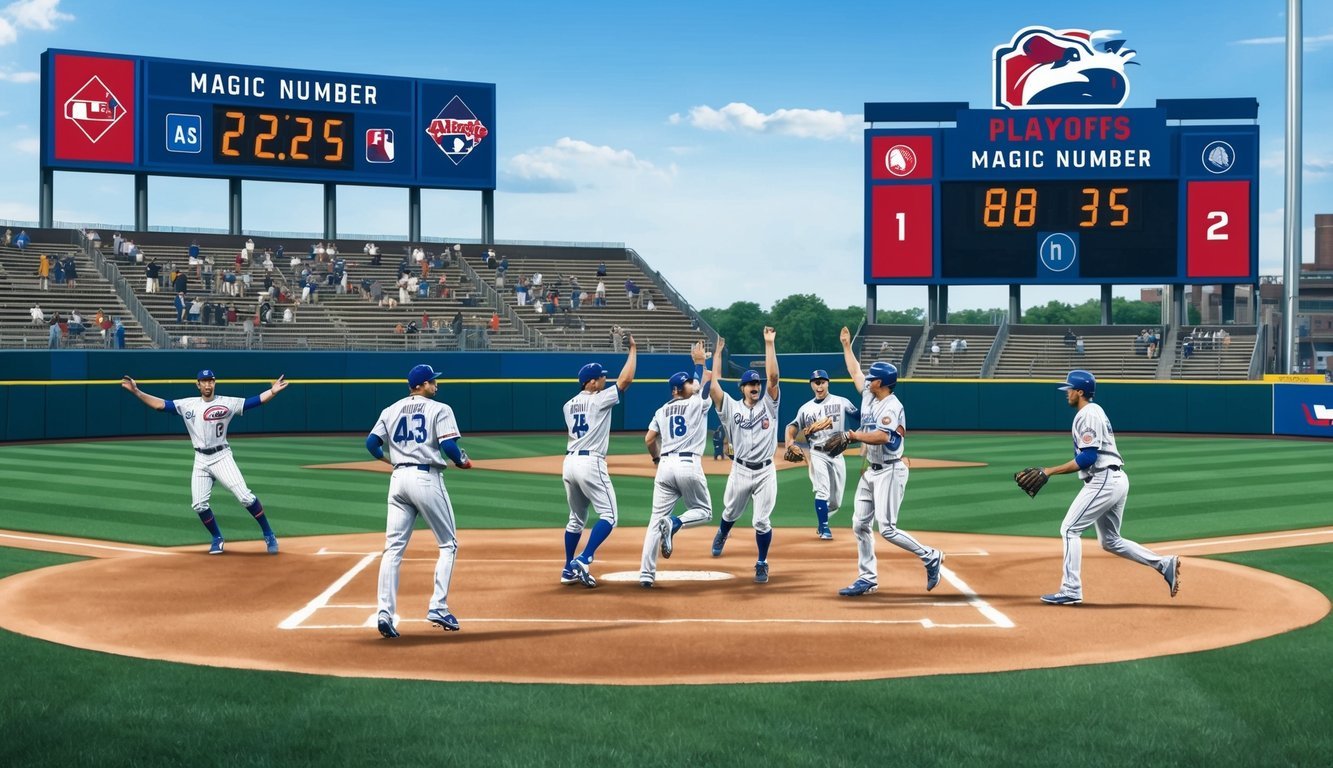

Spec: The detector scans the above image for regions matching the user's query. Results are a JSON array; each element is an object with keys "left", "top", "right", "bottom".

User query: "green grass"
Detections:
[
  {"left": 1, "top": 544, "right": 1328, "bottom": 767},
  {"left": 1, "top": 433, "right": 1330, "bottom": 545}
]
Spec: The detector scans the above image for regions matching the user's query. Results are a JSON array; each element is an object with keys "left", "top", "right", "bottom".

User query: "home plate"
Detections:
[{"left": 600, "top": 570, "right": 736, "bottom": 582}]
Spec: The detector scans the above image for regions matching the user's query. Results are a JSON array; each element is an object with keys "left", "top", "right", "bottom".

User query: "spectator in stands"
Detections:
[
  {"left": 646, "top": 297, "right": 657, "bottom": 311},
  {"left": 98, "top": 313, "right": 113, "bottom": 345},
  {"left": 2, "top": 228, "right": 10, "bottom": 246},
  {"left": 1221, "top": 328, "right": 1231, "bottom": 349},
  {"left": 37, "top": 253, "right": 51, "bottom": 290},
  {"left": 283, "top": 305, "right": 294, "bottom": 323},
  {"left": 483, "top": 249, "right": 495, "bottom": 269},
  {"left": 262, "top": 250, "right": 274, "bottom": 273},
  {"left": 412, "top": 246, "right": 425, "bottom": 265},
  {"left": 174, "top": 292, "right": 187, "bottom": 322},
  {"left": 14, "top": 230, "right": 30, "bottom": 250},
  {"left": 339, "top": 268, "right": 350, "bottom": 295},
  {"left": 326, "top": 242, "right": 337, "bottom": 261},
  {"left": 958, "top": 338, "right": 968, "bottom": 352},
  {"left": 87, "top": 230, "right": 101, "bottom": 248},
  {"left": 290, "top": 251, "right": 302, "bottom": 280},
  {"left": 498, "top": 255, "right": 509, "bottom": 274},
  {"left": 226, "top": 304, "right": 238, "bottom": 324},
  {"left": 145, "top": 259, "right": 160, "bottom": 293},
  {"left": 451, "top": 311, "right": 464, "bottom": 336},
  {"left": 314, "top": 242, "right": 326, "bottom": 261},
  {"left": 930, "top": 340, "right": 940, "bottom": 365},
  {"left": 48, "top": 312, "right": 61, "bottom": 348},
  {"left": 1147, "top": 330, "right": 1159, "bottom": 359},
  {"left": 113, "top": 318, "right": 126, "bottom": 349},
  {"left": 241, "top": 270, "right": 253, "bottom": 294},
  {"left": 1183, "top": 339, "right": 1194, "bottom": 359},
  {"left": 1075, "top": 337, "right": 1084, "bottom": 356},
  {"left": 595, "top": 279, "right": 607, "bottom": 307},
  {"left": 172, "top": 267, "right": 188, "bottom": 295},
  {"left": 406, "top": 320, "right": 419, "bottom": 335},
  {"left": 1134, "top": 330, "right": 1148, "bottom": 356},
  {"left": 434, "top": 273, "right": 448, "bottom": 298},
  {"left": 245, "top": 238, "right": 255, "bottom": 259},
  {"left": 188, "top": 296, "right": 203, "bottom": 324},
  {"left": 188, "top": 239, "right": 200, "bottom": 273},
  {"left": 112, "top": 232, "right": 122, "bottom": 257},
  {"left": 532, "top": 271, "right": 543, "bottom": 288},
  {"left": 611, "top": 324, "right": 624, "bottom": 352},
  {"left": 393, "top": 322, "right": 406, "bottom": 335},
  {"left": 68, "top": 310, "right": 86, "bottom": 339},
  {"left": 258, "top": 298, "right": 275, "bottom": 325},
  {"left": 64, "top": 256, "right": 78, "bottom": 289},
  {"left": 306, "top": 280, "right": 319, "bottom": 304},
  {"left": 52, "top": 256, "right": 65, "bottom": 285},
  {"left": 625, "top": 278, "right": 641, "bottom": 308},
  {"left": 30, "top": 303, "right": 45, "bottom": 324},
  {"left": 1064, "top": 328, "right": 1077, "bottom": 346},
  {"left": 93, "top": 309, "right": 106, "bottom": 329},
  {"left": 515, "top": 279, "right": 528, "bottom": 306},
  {"left": 202, "top": 256, "right": 214, "bottom": 292},
  {"left": 396, "top": 274, "right": 410, "bottom": 305},
  {"left": 597, "top": 261, "right": 607, "bottom": 277},
  {"left": 489, "top": 312, "right": 500, "bottom": 334}
]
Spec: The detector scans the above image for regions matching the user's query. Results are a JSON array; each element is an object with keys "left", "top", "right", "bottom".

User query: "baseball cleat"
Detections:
[
  {"left": 570, "top": 558, "right": 597, "bottom": 588},
  {"left": 817, "top": 525, "right": 833, "bottom": 540},
  {"left": 839, "top": 578, "right": 878, "bottom": 597},
  {"left": 208, "top": 536, "right": 225, "bottom": 555},
  {"left": 711, "top": 530, "right": 728, "bottom": 557},
  {"left": 754, "top": 561, "right": 769, "bottom": 584},
  {"left": 925, "top": 552, "right": 945, "bottom": 592},
  {"left": 658, "top": 517, "right": 674, "bottom": 559},
  {"left": 376, "top": 611, "right": 399, "bottom": 639},
  {"left": 1040, "top": 593, "right": 1083, "bottom": 605},
  {"left": 1165, "top": 556, "right": 1182, "bottom": 597},
  {"left": 640, "top": 579, "right": 654, "bottom": 589},
  {"left": 264, "top": 533, "right": 279, "bottom": 554},
  {"left": 426, "top": 609, "right": 460, "bottom": 631},
  {"left": 560, "top": 568, "right": 580, "bottom": 585}
]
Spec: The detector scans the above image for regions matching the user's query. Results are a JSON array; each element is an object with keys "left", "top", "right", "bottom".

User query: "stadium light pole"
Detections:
[{"left": 1282, "top": 0, "right": 1302, "bottom": 373}]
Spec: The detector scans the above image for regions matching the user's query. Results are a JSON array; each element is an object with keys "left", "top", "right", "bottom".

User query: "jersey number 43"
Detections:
[
  {"left": 393, "top": 414, "right": 428, "bottom": 444},
  {"left": 570, "top": 413, "right": 589, "bottom": 438}
]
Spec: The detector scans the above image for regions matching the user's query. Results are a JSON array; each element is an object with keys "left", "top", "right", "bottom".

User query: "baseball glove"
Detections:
[
  {"left": 1014, "top": 467, "right": 1048, "bottom": 498},
  {"left": 822, "top": 431, "right": 853, "bottom": 458},
  {"left": 783, "top": 444, "right": 805, "bottom": 463},
  {"left": 802, "top": 416, "right": 833, "bottom": 439}
]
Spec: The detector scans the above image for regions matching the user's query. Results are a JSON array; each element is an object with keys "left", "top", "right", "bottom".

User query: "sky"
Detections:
[{"left": 0, "top": 0, "right": 1330, "bottom": 314}]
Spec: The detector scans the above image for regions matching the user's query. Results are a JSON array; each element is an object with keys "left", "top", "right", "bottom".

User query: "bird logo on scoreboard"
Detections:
[
  {"left": 425, "top": 96, "right": 489, "bottom": 165},
  {"left": 62, "top": 75, "right": 128, "bottom": 143},
  {"left": 1201, "top": 140, "right": 1235, "bottom": 174},
  {"left": 993, "top": 27, "right": 1137, "bottom": 110},
  {"left": 885, "top": 144, "right": 918, "bottom": 177}
]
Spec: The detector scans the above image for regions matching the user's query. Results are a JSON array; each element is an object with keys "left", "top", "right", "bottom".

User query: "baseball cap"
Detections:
[
  {"left": 196, "top": 369, "right": 216, "bottom": 381},
  {"left": 407, "top": 364, "right": 441, "bottom": 388},
  {"left": 809, "top": 369, "right": 830, "bottom": 382},
  {"left": 578, "top": 362, "right": 607, "bottom": 385},
  {"left": 739, "top": 370, "right": 764, "bottom": 385},
  {"left": 668, "top": 371, "right": 692, "bottom": 390}
]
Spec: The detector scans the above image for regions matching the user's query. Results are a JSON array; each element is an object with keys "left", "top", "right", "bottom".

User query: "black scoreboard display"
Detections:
[{"left": 864, "top": 107, "right": 1257, "bottom": 285}]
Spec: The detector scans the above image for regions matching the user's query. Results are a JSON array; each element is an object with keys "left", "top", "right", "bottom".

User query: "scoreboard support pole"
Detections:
[
  {"left": 408, "top": 187, "right": 422, "bottom": 242},
  {"left": 39, "top": 168, "right": 52, "bottom": 229},
  {"left": 1221, "top": 285, "right": 1236, "bottom": 324},
  {"left": 134, "top": 174, "right": 148, "bottom": 231},
  {"left": 228, "top": 179, "right": 242, "bottom": 236},
  {"left": 865, "top": 285, "right": 877, "bottom": 327},
  {"left": 1099, "top": 286, "right": 1113, "bottom": 325},
  {"left": 1170, "top": 285, "right": 1187, "bottom": 327},
  {"left": 323, "top": 184, "right": 337, "bottom": 241},
  {"left": 1008, "top": 285, "right": 1021, "bottom": 324},
  {"left": 482, "top": 189, "right": 495, "bottom": 244}
]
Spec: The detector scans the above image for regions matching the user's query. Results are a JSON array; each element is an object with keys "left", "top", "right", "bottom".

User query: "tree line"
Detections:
[{"left": 699, "top": 295, "right": 1191, "bottom": 354}]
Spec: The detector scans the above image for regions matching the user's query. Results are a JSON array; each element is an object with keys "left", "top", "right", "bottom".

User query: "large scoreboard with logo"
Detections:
[
  {"left": 40, "top": 49, "right": 495, "bottom": 190},
  {"left": 864, "top": 27, "right": 1257, "bottom": 286}
]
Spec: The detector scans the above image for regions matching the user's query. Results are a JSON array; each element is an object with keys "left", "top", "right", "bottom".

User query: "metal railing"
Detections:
[
  {"left": 86, "top": 245, "right": 170, "bottom": 349},
  {"left": 625, "top": 248, "right": 717, "bottom": 344}
]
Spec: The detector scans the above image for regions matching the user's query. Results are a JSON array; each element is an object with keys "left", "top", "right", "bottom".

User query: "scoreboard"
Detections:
[
  {"left": 865, "top": 106, "right": 1257, "bottom": 285},
  {"left": 40, "top": 49, "right": 495, "bottom": 190}
]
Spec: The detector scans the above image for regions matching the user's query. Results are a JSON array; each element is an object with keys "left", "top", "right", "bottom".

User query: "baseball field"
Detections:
[{"left": 1, "top": 431, "right": 1331, "bottom": 766}]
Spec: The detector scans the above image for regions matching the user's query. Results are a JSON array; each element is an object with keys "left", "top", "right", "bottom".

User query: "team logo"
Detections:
[
  {"left": 203, "top": 405, "right": 230, "bottom": 421},
  {"left": 881, "top": 416, "right": 891, "bottom": 425},
  {"left": 1202, "top": 140, "right": 1235, "bottom": 174},
  {"left": 1080, "top": 430, "right": 1096, "bottom": 444},
  {"left": 993, "top": 27, "right": 1136, "bottom": 109},
  {"left": 761, "top": 418, "right": 770, "bottom": 430},
  {"left": 63, "top": 75, "right": 127, "bottom": 143},
  {"left": 425, "top": 96, "right": 488, "bottom": 165},
  {"left": 1301, "top": 403, "right": 1333, "bottom": 427},
  {"left": 885, "top": 144, "right": 918, "bottom": 177},
  {"left": 366, "top": 129, "right": 395, "bottom": 163}
]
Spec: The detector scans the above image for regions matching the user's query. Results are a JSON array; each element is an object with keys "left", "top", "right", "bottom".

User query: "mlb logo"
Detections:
[
  {"left": 166, "top": 113, "right": 202, "bottom": 154},
  {"left": 366, "top": 129, "right": 395, "bottom": 163}
]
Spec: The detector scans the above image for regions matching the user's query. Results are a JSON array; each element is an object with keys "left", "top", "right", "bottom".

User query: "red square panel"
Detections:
[
  {"left": 870, "top": 135, "right": 933, "bottom": 180},
  {"left": 871, "top": 184, "right": 933, "bottom": 278},
  {"left": 1186, "top": 181, "right": 1250, "bottom": 278},
  {"left": 52, "top": 53, "right": 136, "bottom": 164}
]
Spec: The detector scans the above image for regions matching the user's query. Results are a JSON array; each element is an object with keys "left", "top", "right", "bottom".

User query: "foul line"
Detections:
[
  {"left": 292, "top": 616, "right": 1010, "bottom": 630},
  {"left": 0, "top": 532, "right": 174, "bottom": 557},
  {"left": 938, "top": 564, "right": 1015, "bottom": 629},
  {"left": 1166, "top": 529, "right": 1333, "bottom": 552},
  {"left": 278, "top": 553, "right": 379, "bottom": 630}
]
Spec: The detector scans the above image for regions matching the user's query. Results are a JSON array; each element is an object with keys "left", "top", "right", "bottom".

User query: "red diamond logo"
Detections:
[{"left": 63, "top": 76, "right": 128, "bottom": 144}]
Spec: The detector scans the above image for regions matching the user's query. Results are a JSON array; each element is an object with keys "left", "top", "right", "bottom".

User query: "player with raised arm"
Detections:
[
  {"left": 121, "top": 369, "right": 287, "bottom": 555},
  {"left": 365, "top": 364, "right": 473, "bottom": 637},
  {"left": 708, "top": 328, "right": 781, "bottom": 584},
  {"left": 834, "top": 327, "right": 944, "bottom": 597},
  {"left": 639, "top": 341, "right": 714, "bottom": 587},
  {"left": 561, "top": 335, "right": 638, "bottom": 588},
  {"left": 784, "top": 369, "right": 858, "bottom": 539}
]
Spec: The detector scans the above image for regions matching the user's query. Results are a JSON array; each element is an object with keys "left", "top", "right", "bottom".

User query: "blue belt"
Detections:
[
  {"left": 566, "top": 450, "right": 603, "bottom": 457},
  {"left": 868, "top": 459, "right": 901, "bottom": 471},
  {"left": 1083, "top": 465, "right": 1122, "bottom": 483},
  {"left": 733, "top": 458, "right": 773, "bottom": 470},
  {"left": 395, "top": 463, "right": 435, "bottom": 471},
  {"left": 663, "top": 451, "right": 695, "bottom": 457},
  {"left": 195, "top": 445, "right": 228, "bottom": 455}
]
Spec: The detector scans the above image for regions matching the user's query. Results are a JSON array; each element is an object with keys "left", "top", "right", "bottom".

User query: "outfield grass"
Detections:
[{"left": 1, "top": 544, "right": 1328, "bottom": 767}]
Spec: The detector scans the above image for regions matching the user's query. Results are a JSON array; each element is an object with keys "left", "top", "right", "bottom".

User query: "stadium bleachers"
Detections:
[
  {"left": 0, "top": 243, "right": 151, "bottom": 348},
  {"left": 857, "top": 325, "right": 921, "bottom": 373},
  {"left": 911, "top": 326, "right": 999, "bottom": 378},
  {"left": 993, "top": 326, "right": 1162, "bottom": 379},
  {"left": 1172, "top": 326, "right": 1256, "bottom": 379}
]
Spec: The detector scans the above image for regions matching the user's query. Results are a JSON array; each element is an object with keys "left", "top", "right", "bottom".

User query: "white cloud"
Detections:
[
  {"left": 0, "top": 69, "right": 38, "bottom": 82},
  {"left": 1232, "top": 31, "right": 1333, "bottom": 50},
  {"left": 670, "top": 102, "right": 862, "bottom": 141},
  {"left": 0, "top": 17, "right": 17, "bottom": 45},
  {"left": 505, "top": 137, "right": 675, "bottom": 193},
  {"left": 4, "top": 0, "right": 73, "bottom": 30},
  {"left": 1259, "top": 149, "right": 1333, "bottom": 178},
  {"left": 11, "top": 136, "right": 37, "bottom": 154}
]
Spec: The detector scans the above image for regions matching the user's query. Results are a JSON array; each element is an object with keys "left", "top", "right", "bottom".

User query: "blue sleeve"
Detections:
[
  {"left": 163, "top": 399, "right": 175, "bottom": 413},
  {"left": 365, "top": 434, "right": 384, "bottom": 460},
  {"left": 886, "top": 430, "right": 903, "bottom": 451},
  {"left": 1075, "top": 446, "right": 1098, "bottom": 469},
  {"left": 244, "top": 394, "right": 264, "bottom": 411},
  {"left": 439, "top": 438, "right": 464, "bottom": 465}
]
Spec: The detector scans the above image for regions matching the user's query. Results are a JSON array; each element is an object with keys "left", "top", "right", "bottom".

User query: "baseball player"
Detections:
[
  {"left": 639, "top": 341, "right": 714, "bottom": 587},
  {"left": 121, "top": 370, "right": 287, "bottom": 554},
  {"left": 784, "top": 369, "right": 858, "bottom": 540},
  {"left": 708, "top": 328, "right": 781, "bottom": 584},
  {"left": 835, "top": 326, "right": 944, "bottom": 597},
  {"left": 1028, "top": 369, "right": 1181, "bottom": 605},
  {"left": 561, "top": 335, "right": 638, "bottom": 587},
  {"left": 365, "top": 364, "right": 473, "bottom": 638}
]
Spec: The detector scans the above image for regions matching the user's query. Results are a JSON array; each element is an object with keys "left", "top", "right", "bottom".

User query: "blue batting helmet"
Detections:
[
  {"left": 1059, "top": 369, "right": 1096, "bottom": 398},
  {"left": 809, "top": 369, "right": 830, "bottom": 382},
  {"left": 578, "top": 362, "right": 607, "bottom": 386},
  {"left": 867, "top": 362, "right": 898, "bottom": 387},
  {"left": 196, "top": 369, "right": 216, "bottom": 381},
  {"left": 668, "top": 371, "right": 691, "bottom": 391},
  {"left": 739, "top": 370, "right": 764, "bottom": 385}
]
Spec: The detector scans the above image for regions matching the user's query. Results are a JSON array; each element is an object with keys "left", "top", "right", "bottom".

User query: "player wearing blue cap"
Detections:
[
  {"left": 1027, "top": 370, "right": 1181, "bottom": 605},
  {"left": 121, "top": 369, "right": 288, "bottom": 554},
  {"left": 365, "top": 363, "right": 473, "bottom": 637},
  {"left": 785, "top": 368, "right": 858, "bottom": 539},
  {"left": 639, "top": 341, "right": 714, "bottom": 587},
  {"left": 834, "top": 326, "right": 944, "bottom": 597},
  {"left": 561, "top": 335, "right": 638, "bottom": 587},
  {"left": 707, "top": 328, "right": 781, "bottom": 584}
]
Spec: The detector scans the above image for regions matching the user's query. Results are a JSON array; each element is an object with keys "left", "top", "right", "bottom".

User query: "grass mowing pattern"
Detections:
[
  {"left": 0, "top": 544, "right": 1328, "bottom": 767},
  {"left": 1, "top": 434, "right": 1330, "bottom": 546}
]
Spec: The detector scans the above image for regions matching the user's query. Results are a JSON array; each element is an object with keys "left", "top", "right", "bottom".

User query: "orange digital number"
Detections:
[
  {"left": 290, "top": 117, "right": 313, "bottom": 160},
  {"left": 1013, "top": 187, "right": 1037, "bottom": 227},
  {"left": 1080, "top": 188, "right": 1099, "bottom": 227},
  {"left": 983, "top": 188, "right": 1007, "bottom": 228},
  {"left": 323, "top": 119, "right": 344, "bottom": 162},
  {"left": 254, "top": 114, "right": 279, "bottom": 159},
  {"left": 220, "top": 111, "right": 245, "bottom": 157},
  {"left": 1109, "top": 187, "right": 1129, "bottom": 227}
]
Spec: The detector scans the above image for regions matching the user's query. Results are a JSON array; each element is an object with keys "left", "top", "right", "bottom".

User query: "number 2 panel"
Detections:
[{"left": 1186, "top": 180, "right": 1250, "bottom": 278}]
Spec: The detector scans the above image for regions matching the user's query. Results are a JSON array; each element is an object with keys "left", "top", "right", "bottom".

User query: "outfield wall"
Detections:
[{"left": 0, "top": 350, "right": 1307, "bottom": 441}]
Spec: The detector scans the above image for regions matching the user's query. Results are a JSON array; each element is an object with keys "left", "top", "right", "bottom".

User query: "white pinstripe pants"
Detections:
[{"left": 190, "top": 451, "right": 257, "bottom": 512}]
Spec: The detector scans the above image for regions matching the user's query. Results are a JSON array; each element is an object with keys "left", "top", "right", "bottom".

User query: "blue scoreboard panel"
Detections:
[
  {"left": 41, "top": 49, "right": 495, "bottom": 190},
  {"left": 864, "top": 107, "right": 1257, "bottom": 284}
]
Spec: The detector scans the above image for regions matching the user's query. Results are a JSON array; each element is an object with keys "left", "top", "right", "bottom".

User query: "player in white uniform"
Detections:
[
  {"left": 784, "top": 369, "right": 858, "bottom": 540},
  {"left": 121, "top": 369, "right": 287, "bottom": 555},
  {"left": 1030, "top": 370, "right": 1181, "bottom": 605},
  {"left": 561, "top": 336, "right": 638, "bottom": 587},
  {"left": 639, "top": 342, "right": 714, "bottom": 587},
  {"left": 365, "top": 364, "right": 474, "bottom": 637},
  {"left": 708, "top": 328, "right": 781, "bottom": 584},
  {"left": 835, "top": 327, "right": 944, "bottom": 597}
]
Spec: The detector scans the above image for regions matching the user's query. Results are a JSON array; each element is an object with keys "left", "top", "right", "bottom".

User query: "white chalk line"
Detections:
[
  {"left": 1167, "top": 529, "right": 1333, "bottom": 551},
  {"left": 277, "top": 553, "right": 379, "bottom": 630},
  {"left": 0, "top": 532, "right": 175, "bottom": 557},
  {"left": 293, "top": 615, "right": 1011, "bottom": 631}
]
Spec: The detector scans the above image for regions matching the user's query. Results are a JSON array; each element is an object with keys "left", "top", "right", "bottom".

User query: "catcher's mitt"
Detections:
[
  {"left": 783, "top": 445, "right": 805, "bottom": 463},
  {"left": 802, "top": 416, "right": 833, "bottom": 439},
  {"left": 1014, "top": 467, "right": 1048, "bottom": 498},
  {"left": 822, "top": 431, "right": 853, "bottom": 458}
]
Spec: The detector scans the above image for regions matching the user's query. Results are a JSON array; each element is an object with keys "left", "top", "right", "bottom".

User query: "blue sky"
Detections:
[{"left": 0, "top": 0, "right": 1330, "bottom": 312}]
